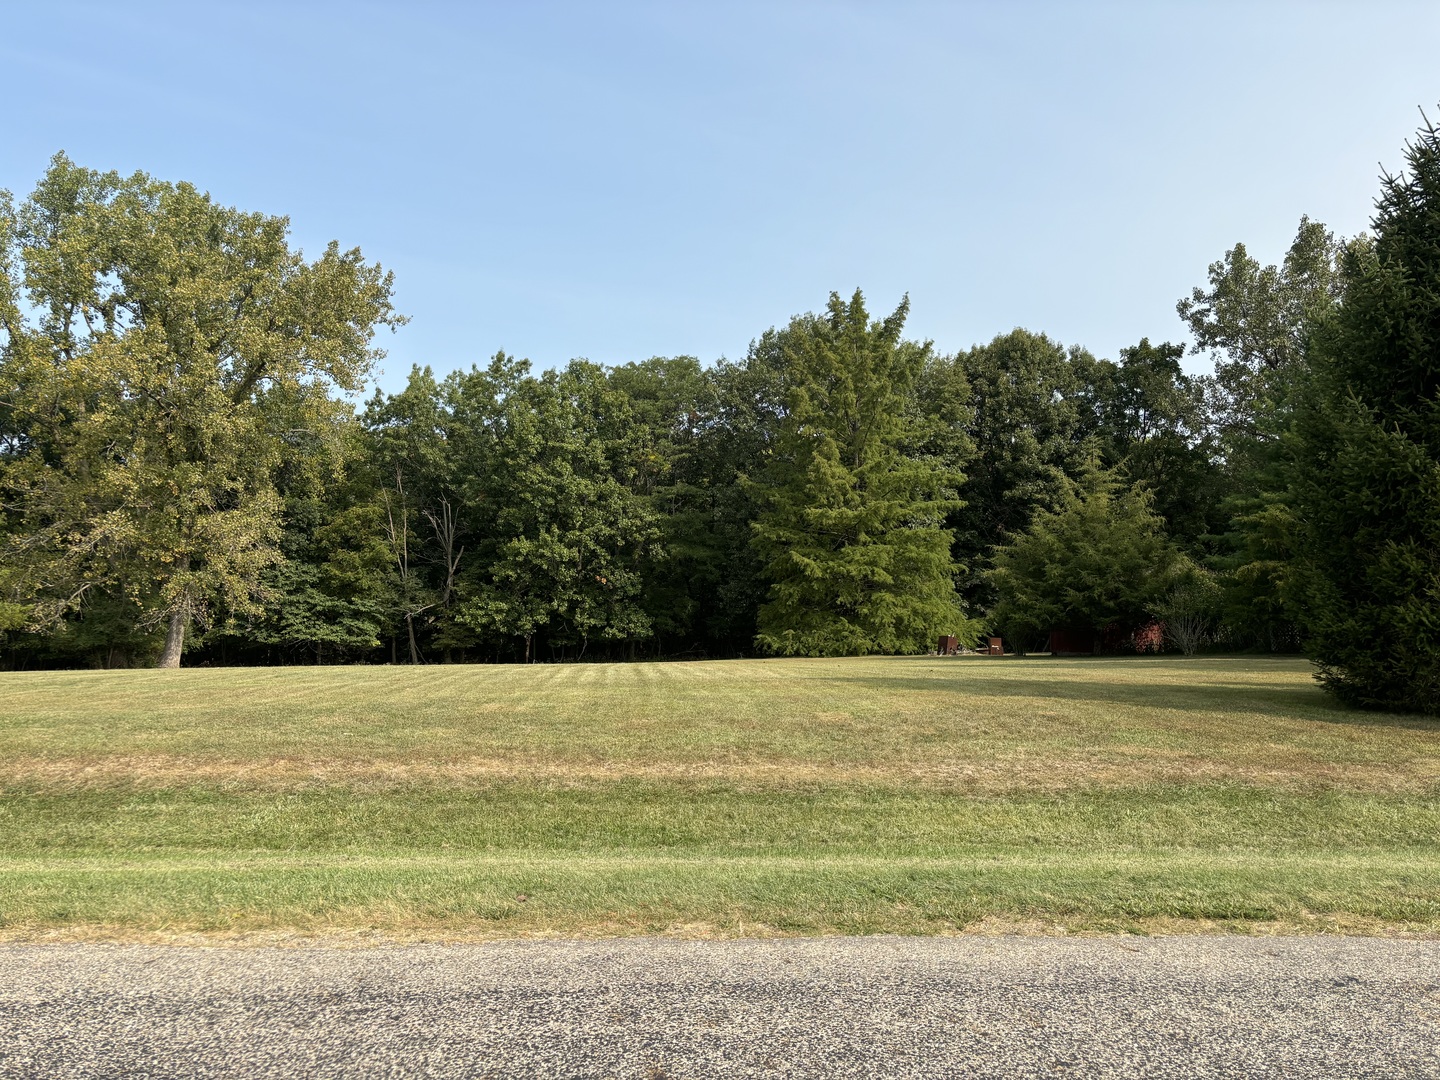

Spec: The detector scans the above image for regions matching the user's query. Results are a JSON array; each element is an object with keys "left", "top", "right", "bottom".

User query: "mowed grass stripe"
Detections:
[
  {"left": 4, "top": 850, "right": 1438, "bottom": 936},
  {"left": 3, "top": 785, "right": 1438, "bottom": 854},
  {"left": 6, "top": 850, "right": 1438, "bottom": 872}
]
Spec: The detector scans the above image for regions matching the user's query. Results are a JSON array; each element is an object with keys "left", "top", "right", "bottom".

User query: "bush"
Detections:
[{"left": 1154, "top": 570, "right": 1223, "bottom": 656}]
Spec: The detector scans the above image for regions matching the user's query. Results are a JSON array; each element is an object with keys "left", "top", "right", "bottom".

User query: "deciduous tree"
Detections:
[
  {"left": 458, "top": 359, "right": 660, "bottom": 660},
  {"left": 941, "top": 330, "right": 1100, "bottom": 608},
  {"left": 1178, "top": 216, "right": 1344, "bottom": 451},
  {"left": 0, "top": 155, "right": 400, "bottom": 666}
]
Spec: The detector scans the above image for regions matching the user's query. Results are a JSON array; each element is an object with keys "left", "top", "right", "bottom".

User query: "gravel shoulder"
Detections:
[{"left": 2, "top": 935, "right": 1439, "bottom": 1078}]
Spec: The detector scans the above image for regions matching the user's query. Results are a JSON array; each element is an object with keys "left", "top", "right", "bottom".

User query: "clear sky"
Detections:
[{"left": 3, "top": 1, "right": 1438, "bottom": 390}]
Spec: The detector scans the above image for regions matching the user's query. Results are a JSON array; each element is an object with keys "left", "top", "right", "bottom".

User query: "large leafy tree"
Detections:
[
  {"left": 1177, "top": 219, "right": 1347, "bottom": 651},
  {"left": 604, "top": 355, "right": 719, "bottom": 650},
  {"left": 941, "top": 330, "right": 1101, "bottom": 608},
  {"left": 1178, "top": 216, "right": 1345, "bottom": 454},
  {"left": 458, "top": 359, "right": 660, "bottom": 661},
  {"left": 752, "top": 290, "right": 974, "bottom": 656},
  {"left": 1084, "top": 339, "right": 1223, "bottom": 551},
  {"left": 1290, "top": 115, "right": 1440, "bottom": 712},
  {"left": 208, "top": 424, "right": 398, "bottom": 665},
  {"left": 362, "top": 364, "right": 475, "bottom": 663},
  {"left": 0, "top": 155, "right": 400, "bottom": 666},
  {"left": 694, "top": 338, "right": 793, "bottom": 652}
]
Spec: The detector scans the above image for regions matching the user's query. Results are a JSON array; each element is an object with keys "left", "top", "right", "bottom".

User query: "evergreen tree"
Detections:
[
  {"left": 1290, "top": 114, "right": 1440, "bottom": 712},
  {"left": 989, "top": 470, "right": 1187, "bottom": 651},
  {"left": 752, "top": 291, "right": 975, "bottom": 656}
]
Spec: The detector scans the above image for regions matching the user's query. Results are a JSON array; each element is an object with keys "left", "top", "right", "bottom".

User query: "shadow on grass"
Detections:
[{"left": 815, "top": 667, "right": 1440, "bottom": 732}]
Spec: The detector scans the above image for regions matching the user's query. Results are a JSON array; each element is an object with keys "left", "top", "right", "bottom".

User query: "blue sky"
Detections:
[{"left": 3, "top": 1, "right": 1438, "bottom": 391}]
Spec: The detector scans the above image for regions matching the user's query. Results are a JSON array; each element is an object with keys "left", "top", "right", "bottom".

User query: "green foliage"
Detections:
[
  {"left": 1210, "top": 491, "right": 1300, "bottom": 652},
  {"left": 206, "top": 482, "right": 396, "bottom": 663},
  {"left": 26, "top": 589, "right": 162, "bottom": 668},
  {"left": 224, "top": 559, "right": 389, "bottom": 658},
  {"left": 7, "top": 146, "right": 1403, "bottom": 670},
  {"left": 1086, "top": 339, "right": 1225, "bottom": 550},
  {"left": 0, "top": 601, "right": 27, "bottom": 634},
  {"left": 990, "top": 470, "right": 1187, "bottom": 650},
  {"left": 1178, "top": 216, "right": 1345, "bottom": 453},
  {"left": 752, "top": 291, "right": 975, "bottom": 656},
  {"left": 0, "top": 154, "right": 400, "bottom": 666},
  {"left": 457, "top": 359, "right": 661, "bottom": 659},
  {"left": 688, "top": 346, "right": 793, "bottom": 650},
  {"left": 1290, "top": 116, "right": 1440, "bottom": 712},
  {"left": 939, "top": 330, "right": 1102, "bottom": 607},
  {"left": 605, "top": 355, "right": 726, "bottom": 646},
  {"left": 1177, "top": 220, "right": 1347, "bottom": 650}
]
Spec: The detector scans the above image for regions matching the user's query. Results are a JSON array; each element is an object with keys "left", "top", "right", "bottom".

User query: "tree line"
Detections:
[{"left": 3, "top": 116, "right": 1439, "bottom": 713}]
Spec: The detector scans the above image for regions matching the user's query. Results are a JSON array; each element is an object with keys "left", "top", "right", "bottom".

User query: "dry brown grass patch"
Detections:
[
  {"left": 4, "top": 914, "right": 1437, "bottom": 948},
  {"left": 4, "top": 750, "right": 1440, "bottom": 793}
]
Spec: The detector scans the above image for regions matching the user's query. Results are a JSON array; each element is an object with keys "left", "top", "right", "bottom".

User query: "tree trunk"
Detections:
[{"left": 157, "top": 611, "right": 186, "bottom": 669}]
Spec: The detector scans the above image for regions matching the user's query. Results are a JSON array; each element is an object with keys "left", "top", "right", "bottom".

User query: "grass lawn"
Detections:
[{"left": 2, "top": 655, "right": 1438, "bottom": 940}]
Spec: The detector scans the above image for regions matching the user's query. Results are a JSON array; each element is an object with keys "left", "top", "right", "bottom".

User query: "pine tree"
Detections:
[
  {"left": 1290, "top": 113, "right": 1440, "bottom": 712},
  {"left": 989, "top": 469, "right": 1187, "bottom": 651},
  {"left": 752, "top": 290, "right": 975, "bottom": 656}
]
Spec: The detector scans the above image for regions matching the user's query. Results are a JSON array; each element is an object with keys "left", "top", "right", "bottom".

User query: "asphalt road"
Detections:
[{"left": 1, "top": 935, "right": 1438, "bottom": 1078}]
